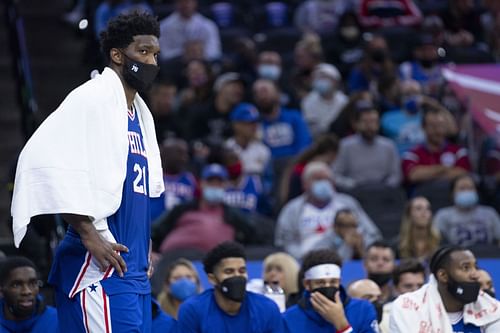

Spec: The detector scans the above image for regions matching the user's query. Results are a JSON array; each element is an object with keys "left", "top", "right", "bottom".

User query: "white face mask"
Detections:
[
  {"left": 312, "top": 78, "right": 334, "bottom": 95},
  {"left": 257, "top": 64, "right": 281, "bottom": 81}
]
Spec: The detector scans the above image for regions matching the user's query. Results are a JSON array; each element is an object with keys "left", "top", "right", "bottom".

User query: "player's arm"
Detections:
[{"left": 61, "top": 214, "right": 128, "bottom": 276}]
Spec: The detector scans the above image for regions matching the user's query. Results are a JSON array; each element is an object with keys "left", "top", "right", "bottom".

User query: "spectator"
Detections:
[
  {"left": 152, "top": 299, "right": 177, "bottom": 332},
  {"left": 151, "top": 138, "right": 198, "bottom": 221},
  {"left": 329, "top": 90, "right": 375, "bottom": 138},
  {"left": 347, "top": 279, "right": 382, "bottom": 303},
  {"left": 262, "top": 252, "right": 300, "bottom": 301},
  {"left": 291, "top": 35, "right": 324, "bottom": 101},
  {"left": 0, "top": 257, "right": 58, "bottom": 333},
  {"left": 301, "top": 63, "right": 348, "bottom": 138},
  {"left": 333, "top": 103, "right": 401, "bottom": 190},
  {"left": 178, "top": 59, "right": 214, "bottom": 111},
  {"left": 390, "top": 246, "right": 500, "bottom": 332},
  {"left": 157, "top": 258, "right": 202, "bottom": 319},
  {"left": 399, "top": 34, "right": 444, "bottom": 97},
  {"left": 188, "top": 72, "right": 245, "bottom": 145},
  {"left": 294, "top": 0, "right": 352, "bottom": 34},
  {"left": 149, "top": 80, "right": 183, "bottom": 142},
  {"left": 477, "top": 269, "right": 495, "bottom": 298},
  {"left": 151, "top": 164, "right": 255, "bottom": 253},
  {"left": 364, "top": 241, "right": 396, "bottom": 303},
  {"left": 348, "top": 35, "right": 396, "bottom": 94},
  {"left": 440, "top": 0, "right": 482, "bottom": 47},
  {"left": 398, "top": 196, "right": 441, "bottom": 261},
  {"left": 159, "top": 0, "right": 221, "bottom": 61},
  {"left": 176, "top": 241, "right": 285, "bottom": 332},
  {"left": 402, "top": 108, "right": 471, "bottom": 186},
  {"left": 225, "top": 103, "right": 271, "bottom": 176},
  {"left": 253, "top": 79, "right": 312, "bottom": 160},
  {"left": 311, "top": 209, "right": 366, "bottom": 261},
  {"left": 275, "top": 161, "right": 381, "bottom": 259},
  {"left": 256, "top": 51, "right": 296, "bottom": 106},
  {"left": 379, "top": 259, "right": 426, "bottom": 333},
  {"left": 323, "top": 11, "right": 365, "bottom": 79},
  {"left": 283, "top": 249, "right": 380, "bottom": 333},
  {"left": 279, "top": 134, "right": 339, "bottom": 206},
  {"left": 358, "top": 0, "right": 422, "bottom": 29},
  {"left": 434, "top": 174, "right": 500, "bottom": 247}
]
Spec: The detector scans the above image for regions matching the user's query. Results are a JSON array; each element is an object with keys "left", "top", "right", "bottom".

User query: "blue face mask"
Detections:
[
  {"left": 258, "top": 64, "right": 281, "bottom": 81},
  {"left": 202, "top": 186, "right": 226, "bottom": 203},
  {"left": 402, "top": 95, "right": 421, "bottom": 114},
  {"left": 169, "top": 278, "right": 198, "bottom": 301},
  {"left": 454, "top": 190, "right": 478, "bottom": 208},
  {"left": 311, "top": 179, "right": 334, "bottom": 202},
  {"left": 312, "top": 78, "right": 333, "bottom": 95}
]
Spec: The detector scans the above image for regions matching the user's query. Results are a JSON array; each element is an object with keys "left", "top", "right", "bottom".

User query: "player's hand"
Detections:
[
  {"left": 311, "top": 291, "right": 349, "bottom": 330},
  {"left": 81, "top": 230, "right": 129, "bottom": 277}
]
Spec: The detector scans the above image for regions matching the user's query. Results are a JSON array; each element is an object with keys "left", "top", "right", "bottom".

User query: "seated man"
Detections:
[
  {"left": 151, "top": 164, "right": 255, "bottom": 253},
  {"left": 379, "top": 259, "right": 425, "bottom": 333},
  {"left": 176, "top": 241, "right": 284, "bottom": 332},
  {"left": 275, "top": 161, "right": 381, "bottom": 259},
  {"left": 283, "top": 249, "right": 379, "bottom": 332},
  {"left": 364, "top": 241, "right": 396, "bottom": 303},
  {"left": 477, "top": 268, "right": 495, "bottom": 299},
  {"left": 333, "top": 102, "right": 401, "bottom": 190},
  {"left": 0, "top": 257, "right": 58, "bottom": 333},
  {"left": 402, "top": 107, "right": 471, "bottom": 186},
  {"left": 311, "top": 209, "right": 366, "bottom": 261},
  {"left": 152, "top": 298, "right": 177, "bottom": 332},
  {"left": 390, "top": 245, "right": 500, "bottom": 332},
  {"left": 347, "top": 279, "right": 382, "bottom": 303}
]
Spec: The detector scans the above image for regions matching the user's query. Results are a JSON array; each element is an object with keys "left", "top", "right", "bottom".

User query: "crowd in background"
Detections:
[{"left": 5, "top": 0, "right": 500, "bottom": 331}]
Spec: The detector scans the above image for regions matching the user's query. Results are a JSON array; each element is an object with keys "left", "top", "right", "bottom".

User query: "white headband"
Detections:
[{"left": 304, "top": 264, "right": 341, "bottom": 280}]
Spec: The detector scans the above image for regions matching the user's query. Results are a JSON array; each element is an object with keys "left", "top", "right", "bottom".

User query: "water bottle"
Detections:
[{"left": 263, "top": 282, "right": 286, "bottom": 313}]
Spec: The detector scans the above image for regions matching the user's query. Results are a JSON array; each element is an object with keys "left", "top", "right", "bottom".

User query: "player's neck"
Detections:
[{"left": 214, "top": 289, "right": 242, "bottom": 315}]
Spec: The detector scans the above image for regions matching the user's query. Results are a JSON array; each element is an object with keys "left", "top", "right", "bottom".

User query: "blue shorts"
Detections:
[{"left": 55, "top": 282, "right": 152, "bottom": 333}]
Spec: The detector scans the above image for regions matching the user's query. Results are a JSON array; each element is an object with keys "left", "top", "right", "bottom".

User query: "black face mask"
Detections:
[
  {"left": 218, "top": 276, "right": 247, "bottom": 303},
  {"left": 370, "top": 49, "right": 387, "bottom": 63},
  {"left": 483, "top": 289, "right": 496, "bottom": 299},
  {"left": 312, "top": 286, "right": 338, "bottom": 301},
  {"left": 368, "top": 272, "right": 392, "bottom": 287},
  {"left": 419, "top": 59, "right": 435, "bottom": 69},
  {"left": 121, "top": 52, "right": 159, "bottom": 93},
  {"left": 447, "top": 276, "right": 481, "bottom": 304}
]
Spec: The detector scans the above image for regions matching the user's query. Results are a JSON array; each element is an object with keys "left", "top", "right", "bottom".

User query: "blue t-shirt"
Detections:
[
  {"left": 152, "top": 299, "right": 176, "bottom": 333},
  {"left": 150, "top": 171, "right": 197, "bottom": 221},
  {"left": 49, "top": 106, "right": 151, "bottom": 296},
  {"left": 224, "top": 175, "right": 268, "bottom": 214},
  {"left": 177, "top": 289, "right": 284, "bottom": 333},
  {"left": 283, "top": 289, "right": 379, "bottom": 333},
  {"left": 380, "top": 109, "right": 424, "bottom": 155},
  {"left": 260, "top": 108, "right": 311, "bottom": 159},
  {"left": 450, "top": 313, "right": 481, "bottom": 333},
  {"left": 0, "top": 298, "right": 58, "bottom": 333}
]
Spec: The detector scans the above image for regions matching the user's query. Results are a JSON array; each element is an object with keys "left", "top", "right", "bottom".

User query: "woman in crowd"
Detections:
[
  {"left": 157, "top": 258, "right": 202, "bottom": 319},
  {"left": 398, "top": 196, "right": 441, "bottom": 261},
  {"left": 262, "top": 252, "right": 301, "bottom": 300}
]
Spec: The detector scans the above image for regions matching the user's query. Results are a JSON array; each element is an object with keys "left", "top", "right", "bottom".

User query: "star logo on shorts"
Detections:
[{"left": 89, "top": 284, "right": 98, "bottom": 292}]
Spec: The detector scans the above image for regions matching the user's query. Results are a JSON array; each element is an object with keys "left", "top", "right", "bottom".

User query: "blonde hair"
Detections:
[
  {"left": 263, "top": 252, "right": 300, "bottom": 296},
  {"left": 157, "top": 258, "right": 201, "bottom": 319},
  {"left": 398, "top": 197, "right": 441, "bottom": 259}
]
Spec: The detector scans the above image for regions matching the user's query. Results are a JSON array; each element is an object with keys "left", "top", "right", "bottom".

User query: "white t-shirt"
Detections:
[{"left": 225, "top": 138, "right": 271, "bottom": 175}]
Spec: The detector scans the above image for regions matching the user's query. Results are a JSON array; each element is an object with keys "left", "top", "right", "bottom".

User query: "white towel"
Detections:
[
  {"left": 11, "top": 67, "right": 164, "bottom": 247},
  {"left": 389, "top": 275, "right": 500, "bottom": 332}
]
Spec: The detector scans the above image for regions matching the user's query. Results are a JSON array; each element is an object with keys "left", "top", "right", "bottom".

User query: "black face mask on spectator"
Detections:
[
  {"left": 368, "top": 272, "right": 392, "bottom": 287},
  {"left": 370, "top": 49, "right": 387, "bottom": 63}
]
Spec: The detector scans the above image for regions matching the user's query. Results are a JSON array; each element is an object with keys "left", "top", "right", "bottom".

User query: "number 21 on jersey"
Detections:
[{"left": 133, "top": 163, "right": 148, "bottom": 195}]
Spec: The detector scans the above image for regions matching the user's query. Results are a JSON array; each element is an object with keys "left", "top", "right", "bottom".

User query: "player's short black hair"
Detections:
[
  {"left": 301, "top": 249, "right": 342, "bottom": 274},
  {"left": 429, "top": 245, "right": 467, "bottom": 276},
  {"left": 203, "top": 241, "right": 246, "bottom": 274},
  {"left": 0, "top": 256, "right": 37, "bottom": 285},
  {"left": 99, "top": 11, "right": 160, "bottom": 62},
  {"left": 393, "top": 258, "right": 426, "bottom": 286}
]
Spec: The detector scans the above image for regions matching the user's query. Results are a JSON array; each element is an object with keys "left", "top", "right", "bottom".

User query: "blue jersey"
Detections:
[
  {"left": 451, "top": 314, "right": 481, "bottom": 333},
  {"left": 177, "top": 289, "right": 284, "bottom": 333},
  {"left": 0, "top": 297, "right": 58, "bottom": 333},
  {"left": 260, "top": 108, "right": 311, "bottom": 158},
  {"left": 380, "top": 109, "right": 424, "bottom": 155},
  {"left": 224, "top": 175, "right": 263, "bottom": 214},
  {"left": 150, "top": 172, "right": 197, "bottom": 221},
  {"left": 49, "top": 106, "right": 151, "bottom": 297}
]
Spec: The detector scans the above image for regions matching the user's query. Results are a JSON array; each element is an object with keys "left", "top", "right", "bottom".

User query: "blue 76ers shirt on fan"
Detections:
[{"left": 49, "top": 105, "right": 151, "bottom": 297}]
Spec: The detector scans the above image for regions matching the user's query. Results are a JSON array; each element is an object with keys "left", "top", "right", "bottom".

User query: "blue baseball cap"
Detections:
[
  {"left": 230, "top": 103, "right": 260, "bottom": 122},
  {"left": 201, "top": 164, "right": 228, "bottom": 180}
]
